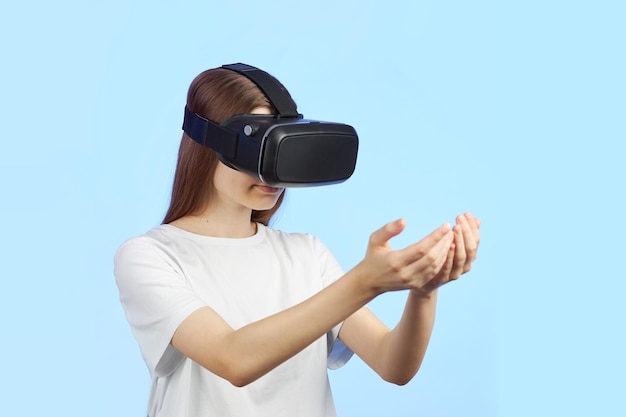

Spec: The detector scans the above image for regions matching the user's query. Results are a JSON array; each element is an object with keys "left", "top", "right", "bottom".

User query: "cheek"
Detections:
[
  {"left": 214, "top": 165, "right": 251, "bottom": 191},
  {"left": 255, "top": 188, "right": 284, "bottom": 210}
]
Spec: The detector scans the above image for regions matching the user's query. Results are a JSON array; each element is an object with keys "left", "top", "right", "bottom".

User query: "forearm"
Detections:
[
  {"left": 377, "top": 289, "right": 438, "bottom": 385},
  {"left": 186, "top": 264, "right": 378, "bottom": 387}
]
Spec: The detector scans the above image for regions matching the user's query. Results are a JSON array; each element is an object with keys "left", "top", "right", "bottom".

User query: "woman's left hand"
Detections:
[{"left": 420, "top": 212, "right": 481, "bottom": 292}]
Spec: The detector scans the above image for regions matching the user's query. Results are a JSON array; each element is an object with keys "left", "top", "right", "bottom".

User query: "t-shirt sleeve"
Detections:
[
  {"left": 114, "top": 237, "right": 206, "bottom": 377},
  {"left": 310, "top": 235, "right": 355, "bottom": 370}
]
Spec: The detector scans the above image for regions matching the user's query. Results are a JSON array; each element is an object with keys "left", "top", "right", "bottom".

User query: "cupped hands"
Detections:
[{"left": 359, "top": 213, "right": 481, "bottom": 295}]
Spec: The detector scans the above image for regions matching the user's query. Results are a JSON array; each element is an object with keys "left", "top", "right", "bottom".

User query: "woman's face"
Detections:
[{"left": 211, "top": 106, "right": 285, "bottom": 213}]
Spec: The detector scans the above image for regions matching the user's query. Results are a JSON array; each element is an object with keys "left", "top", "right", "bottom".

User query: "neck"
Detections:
[{"left": 169, "top": 206, "right": 257, "bottom": 238}]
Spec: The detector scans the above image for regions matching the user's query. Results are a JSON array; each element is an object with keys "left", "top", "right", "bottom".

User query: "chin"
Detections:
[
  {"left": 253, "top": 200, "right": 280, "bottom": 211},
  {"left": 250, "top": 191, "right": 283, "bottom": 212}
]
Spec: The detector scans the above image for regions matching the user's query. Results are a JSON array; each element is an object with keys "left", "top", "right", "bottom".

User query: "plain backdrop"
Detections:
[{"left": 1, "top": 1, "right": 624, "bottom": 416}]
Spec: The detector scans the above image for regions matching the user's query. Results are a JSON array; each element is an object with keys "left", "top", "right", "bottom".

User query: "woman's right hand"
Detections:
[{"left": 356, "top": 219, "right": 455, "bottom": 294}]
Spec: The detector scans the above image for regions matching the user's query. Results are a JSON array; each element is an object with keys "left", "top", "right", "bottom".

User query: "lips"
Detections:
[{"left": 255, "top": 184, "right": 282, "bottom": 194}]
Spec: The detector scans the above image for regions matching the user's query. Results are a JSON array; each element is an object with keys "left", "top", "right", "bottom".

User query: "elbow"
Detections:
[
  {"left": 384, "top": 374, "right": 413, "bottom": 386},
  {"left": 227, "top": 363, "right": 266, "bottom": 388},
  {"left": 393, "top": 376, "right": 414, "bottom": 386},
  {"left": 380, "top": 365, "right": 421, "bottom": 386},
  {"left": 207, "top": 357, "right": 262, "bottom": 388},
  {"left": 213, "top": 369, "right": 255, "bottom": 388},
  {"left": 228, "top": 375, "right": 253, "bottom": 388},
  {"left": 215, "top": 365, "right": 257, "bottom": 388}
]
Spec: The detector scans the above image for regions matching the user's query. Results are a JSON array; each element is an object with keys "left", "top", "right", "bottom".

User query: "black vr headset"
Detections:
[{"left": 182, "top": 63, "right": 359, "bottom": 188}]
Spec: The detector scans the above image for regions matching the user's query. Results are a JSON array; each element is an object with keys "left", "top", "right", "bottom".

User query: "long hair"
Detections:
[{"left": 162, "top": 68, "right": 289, "bottom": 225}]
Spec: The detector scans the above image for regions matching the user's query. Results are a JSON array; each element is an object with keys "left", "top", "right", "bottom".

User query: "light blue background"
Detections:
[{"left": 1, "top": 1, "right": 624, "bottom": 416}]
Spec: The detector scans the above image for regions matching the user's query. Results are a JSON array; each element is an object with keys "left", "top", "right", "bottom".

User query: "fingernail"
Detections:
[{"left": 442, "top": 223, "right": 451, "bottom": 232}]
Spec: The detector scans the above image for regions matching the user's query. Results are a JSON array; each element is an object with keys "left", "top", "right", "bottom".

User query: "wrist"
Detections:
[
  {"left": 350, "top": 261, "right": 385, "bottom": 299},
  {"left": 410, "top": 287, "right": 437, "bottom": 300}
]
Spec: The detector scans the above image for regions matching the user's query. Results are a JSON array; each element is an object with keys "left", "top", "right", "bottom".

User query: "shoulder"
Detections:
[
  {"left": 114, "top": 225, "right": 186, "bottom": 272},
  {"left": 114, "top": 225, "right": 193, "bottom": 293},
  {"left": 115, "top": 225, "right": 171, "bottom": 255}
]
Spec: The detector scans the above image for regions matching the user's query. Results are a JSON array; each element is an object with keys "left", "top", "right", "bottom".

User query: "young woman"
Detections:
[{"left": 114, "top": 66, "right": 481, "bottom": 417}]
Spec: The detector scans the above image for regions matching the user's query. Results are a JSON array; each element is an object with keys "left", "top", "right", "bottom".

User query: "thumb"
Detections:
[{"left": 369, "top": 218, "right": 406, "bottom": 248}]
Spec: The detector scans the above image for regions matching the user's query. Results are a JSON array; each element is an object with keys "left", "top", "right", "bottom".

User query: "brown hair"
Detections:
[{"left": 162, "top": 68, "right": 289, "bottom": 225}]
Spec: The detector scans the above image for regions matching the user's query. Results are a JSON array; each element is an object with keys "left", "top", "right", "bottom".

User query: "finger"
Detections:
[
  {"left": 450, "top": 224, "right": 466, "bottom": 279},
  {"left": 443, "top": 242, "right": 456, "bottom": 277},
  {"left": 394, "top": 223, "right": 452, "bottom": 265},
  {"left": 431, "top": 229, "right": 455, "bottom": 271},
  {"left": 460, "top": 214, "right": 478, "bottom": 266},
  {"left": 421, "top": 242, "right": 456, "bottom": 292},
  {"left": 403, "top": 228, "right": 453, "bottom": 281},
  {"left": 464, "top": 212, "right": 481, "bottom": 246},
  {"left": 437, "top": 242, "right": 456, "bottom": 282},
  {"left": 369, "top": 218, "right": 406, "bottom": 249}
]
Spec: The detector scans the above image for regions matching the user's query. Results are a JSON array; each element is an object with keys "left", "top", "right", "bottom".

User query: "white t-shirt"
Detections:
[{"left": 114, "top": 223, "right": 354, "bottom": 417}]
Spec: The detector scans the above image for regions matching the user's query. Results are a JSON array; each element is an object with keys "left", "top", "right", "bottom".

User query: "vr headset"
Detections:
[{"left": 182, "top": 63, "right": 359, "bottom": 188}]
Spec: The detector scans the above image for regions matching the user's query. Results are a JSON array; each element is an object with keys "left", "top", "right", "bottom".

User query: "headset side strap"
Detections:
[{"left": 182, "top": 106, "right": 238, "bottom": 158}]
